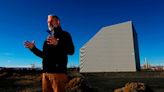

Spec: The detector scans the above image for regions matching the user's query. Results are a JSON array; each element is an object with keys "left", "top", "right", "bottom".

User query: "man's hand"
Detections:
[
  {"left": 24, "top": 40, "right": 35, "bottom": 49},
  {"left": 47, "top": 35, "right": 59, "bottom": 46}
]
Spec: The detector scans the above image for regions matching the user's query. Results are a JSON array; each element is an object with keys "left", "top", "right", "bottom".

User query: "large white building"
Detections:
[{"left": 80, "top": 21, "right": 140, "bottom": 72}]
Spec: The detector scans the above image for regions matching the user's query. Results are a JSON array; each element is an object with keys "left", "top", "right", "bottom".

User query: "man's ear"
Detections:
[{"left": 57, "top": 20, "right": 60, "bottom": 25}]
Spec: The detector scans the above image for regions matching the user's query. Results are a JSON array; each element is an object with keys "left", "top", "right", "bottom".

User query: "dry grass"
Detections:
[
  {"left": 0, "top": 71, "right": 42, "bottom": 92},
  {"left": 82, "top": 71, "right": 164, "bottom": 92},
  {"left": 1, "top": 70, "right": 164, "bottom": 92}
]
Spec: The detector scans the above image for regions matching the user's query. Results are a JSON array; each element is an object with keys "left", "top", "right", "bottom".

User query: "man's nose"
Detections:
[{"left": 48, "top": 23, "right": 52, "bottom": 27}]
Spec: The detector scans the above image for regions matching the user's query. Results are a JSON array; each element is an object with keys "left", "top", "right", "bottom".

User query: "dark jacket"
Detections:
[{"left": 30, "top": 26, "right": 74, "bottom": 73}]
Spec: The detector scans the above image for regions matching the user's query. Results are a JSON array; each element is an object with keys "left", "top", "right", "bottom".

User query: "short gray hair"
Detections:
[{"left": 48, "top": 14, "right": 60, "bottom": 20}]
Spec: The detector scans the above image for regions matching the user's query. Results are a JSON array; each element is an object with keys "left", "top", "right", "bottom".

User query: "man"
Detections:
[{"left": 24, "top": 15, "right": 74, "bottom": 92}]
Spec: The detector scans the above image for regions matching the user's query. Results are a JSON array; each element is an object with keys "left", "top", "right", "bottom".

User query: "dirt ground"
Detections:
[
  {"left": 0, "top": 71, "right": 42, "bottom": 92},
  {"left": 82, "top": 71, "right": 164, "bottom": 92},
  {"left": 0, "top": 71, "right": 164, "bottom": 92}
]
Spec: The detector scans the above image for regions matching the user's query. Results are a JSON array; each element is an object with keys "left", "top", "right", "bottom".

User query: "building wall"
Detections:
[
  {"left": 132, "top": 25, "right": 141, "bottom": 71},
  {"left": 80, "top": 21, "right": 140, "bottom": 72}
]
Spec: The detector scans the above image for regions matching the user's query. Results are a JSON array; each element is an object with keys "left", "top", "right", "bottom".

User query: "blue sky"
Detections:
[{"left": 0, "top": 0, "right": 164, "bottom": 67}]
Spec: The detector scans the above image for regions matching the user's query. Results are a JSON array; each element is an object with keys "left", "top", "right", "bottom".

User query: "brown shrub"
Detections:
[{"left": 114, "top": 82, "right": 152, "bottom": 92}]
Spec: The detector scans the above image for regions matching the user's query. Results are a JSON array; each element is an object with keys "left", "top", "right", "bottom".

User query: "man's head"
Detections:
[{"left": 47, "top": 15, "right": 60, "bottom": 31}]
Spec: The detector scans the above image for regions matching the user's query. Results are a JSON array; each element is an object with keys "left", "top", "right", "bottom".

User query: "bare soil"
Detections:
[
  {"left": 1, "top": 70, "right": 164, "bottom": 92},
  {"left": 82, "top": 71, "right": 164, "bottom": 92}
]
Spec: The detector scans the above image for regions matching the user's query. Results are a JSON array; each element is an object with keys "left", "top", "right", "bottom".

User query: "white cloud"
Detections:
[
  {"left": 7, "top": 60, "right": 11, "bottom": 63},
  {"left": 1, "top": 52, "right": 14, "bottom": 56},
  {"left": 4, "top": 65, "right": 31, "bottom": 68}
]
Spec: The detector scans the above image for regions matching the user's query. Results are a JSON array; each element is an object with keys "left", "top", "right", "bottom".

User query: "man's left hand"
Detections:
[{"left": 47, "top": 35, "right": 59, "bottom": 46}]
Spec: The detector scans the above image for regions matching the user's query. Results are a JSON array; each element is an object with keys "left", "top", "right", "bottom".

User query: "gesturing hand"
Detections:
[
  {"left": 47, "top": 35, "right": 59, "bottom": 46},
  {"left": 24, "top": 40, "right": 35, "bottom": 49}
]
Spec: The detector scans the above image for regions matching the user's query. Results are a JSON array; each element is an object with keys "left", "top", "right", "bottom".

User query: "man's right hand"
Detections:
[{"left": 24, "top": 40, "right": 35, "bottom": 49}]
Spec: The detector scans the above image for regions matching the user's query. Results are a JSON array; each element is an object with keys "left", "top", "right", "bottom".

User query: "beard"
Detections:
[
  {"left": 48, "top": 25, "right": 59, "bottom": 31},
  {"left": 48, "top": 25, "right": 55, "bottom": 31}
]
